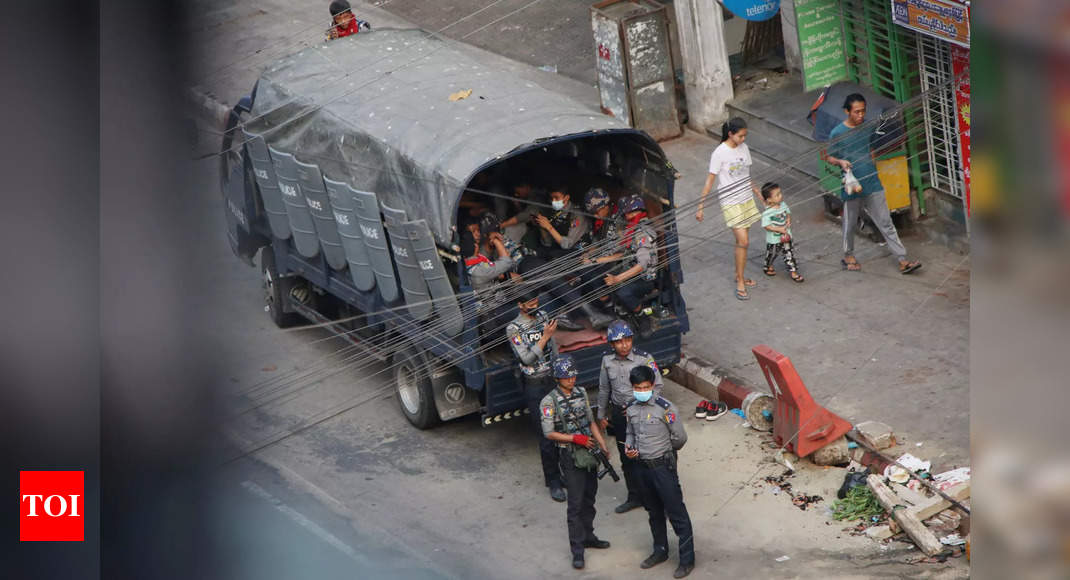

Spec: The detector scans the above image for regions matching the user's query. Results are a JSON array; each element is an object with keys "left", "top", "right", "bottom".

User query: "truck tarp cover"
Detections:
[{"left": 245, "top": 28, "right": 637, "bottom": 246}]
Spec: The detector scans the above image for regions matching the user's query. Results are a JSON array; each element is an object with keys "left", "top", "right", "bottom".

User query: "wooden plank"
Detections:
[
  {"left": 892, "top": 483, "right": 932, "bottom": 507},
  {"left": 867, "top": 475, "right": 945, "bottom": 556},
  {"left": 911, "top": 482, "right": 970, "bottom": 521}
]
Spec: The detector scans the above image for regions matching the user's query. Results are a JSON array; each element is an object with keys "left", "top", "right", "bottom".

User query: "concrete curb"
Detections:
[
  {"left": 671, "top": 348, "right": 903, "bottom": 474},
  {"left": 669, "top": 350, "right": 759, "bottom": 410}
]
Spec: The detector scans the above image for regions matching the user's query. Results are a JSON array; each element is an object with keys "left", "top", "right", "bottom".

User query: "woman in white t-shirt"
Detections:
[{"left": 696, "top": 117, "right": 762, "bottom": 300}]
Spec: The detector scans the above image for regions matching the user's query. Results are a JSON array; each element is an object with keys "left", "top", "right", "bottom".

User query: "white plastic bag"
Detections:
[{"left": 842, "top": 168, "right": 862, "bottom": 196}]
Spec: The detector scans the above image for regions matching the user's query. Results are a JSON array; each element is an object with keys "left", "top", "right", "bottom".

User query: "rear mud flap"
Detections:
[
  {"left": 324, "top": 177, "right": 376, "bottom": 291},
  {"left": 430, "top": 366, "right": 480, "bottom": 422}
]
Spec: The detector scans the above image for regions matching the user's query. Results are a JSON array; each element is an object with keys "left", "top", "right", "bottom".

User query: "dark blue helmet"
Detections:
[
  {"left": 552, "top": 355, "right": 578, "bottom": 379},
  {"left": 606, "top": 319, "right": 634, "bottom": 341},
  {"left": 618, "top": 194, "right": 645, "bottom": 215},
  {"left": 583, "top": 188, "right": 610, "bottom": 213}
]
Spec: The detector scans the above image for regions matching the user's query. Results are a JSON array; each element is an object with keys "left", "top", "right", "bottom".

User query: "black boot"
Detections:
[
  {"left": 554, "top": 315, "right": 584, "bottom": 332},
  {"left": 549, "top": 482, "right": 566, "bottom": 502},
  {"left": 640, "top": 550, "right": 669, "bottom": 569},
  {"left": 614, "top": 499, "right": 642, "bottom": 514},
  {"left": 580, "top": 303, "right": 614, "bottom": 330}
]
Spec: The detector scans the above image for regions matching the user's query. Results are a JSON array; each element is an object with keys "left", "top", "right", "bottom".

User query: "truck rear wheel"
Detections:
[
  {"left": 393, "top": 351, "right": 441, "bottom": 430},
  {"left": 261, "top": 248, "right": 304, "bottom": 328}
]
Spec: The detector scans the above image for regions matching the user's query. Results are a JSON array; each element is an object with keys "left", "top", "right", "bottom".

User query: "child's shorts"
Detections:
[{"left": 721, "top": 198, "right": 761, "bottom": 229}]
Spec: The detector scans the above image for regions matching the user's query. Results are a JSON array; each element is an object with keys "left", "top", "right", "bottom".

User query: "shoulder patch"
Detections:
[
  {"left": 654, "top": 397, "right": 671, "bottom": 410},
  {"left": 542, "top": 406, "right": 553, "bottom": 418},
  {"left": 511, "top": 334, "right": 523, "bottom": 346},
  {"left": 665, "top": 411, "right": 676, "bottom": 424},
  {"left": 572, "top": 217, "right": 580, "bottom": 229},
  {"left": 647, "top": 359, "right": 660, "bottom": 373}
]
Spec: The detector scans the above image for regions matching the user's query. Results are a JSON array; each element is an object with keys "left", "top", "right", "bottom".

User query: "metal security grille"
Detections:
[{"left": 917, "top": 34, "right": 965, "bottom": 200}]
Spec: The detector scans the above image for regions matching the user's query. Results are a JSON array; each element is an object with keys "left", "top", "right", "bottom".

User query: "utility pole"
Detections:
[{"left": 673, "top": 0, "right": 735, "bottom": 131}]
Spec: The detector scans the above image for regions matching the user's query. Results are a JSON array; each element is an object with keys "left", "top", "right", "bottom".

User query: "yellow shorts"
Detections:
[{"left": 722, "top": 198, "right": 761, "bottom": 229}]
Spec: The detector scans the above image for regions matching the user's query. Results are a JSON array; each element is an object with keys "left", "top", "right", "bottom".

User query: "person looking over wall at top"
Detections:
[{"left": 326, "top": 0, "right": 370, "bottom": 40}]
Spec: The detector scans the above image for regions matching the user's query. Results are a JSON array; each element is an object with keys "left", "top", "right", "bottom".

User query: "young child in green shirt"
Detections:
[{"left": 760, "top": 182, "right": 803, "bottom": 283}]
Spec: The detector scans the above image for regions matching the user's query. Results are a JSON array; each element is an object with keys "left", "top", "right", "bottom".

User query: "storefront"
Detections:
[{"left": 789, "top": 0, "right": 970, "bottom": 223}]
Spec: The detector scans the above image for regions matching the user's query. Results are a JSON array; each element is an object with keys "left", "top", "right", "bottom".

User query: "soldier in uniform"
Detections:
[
  {"left": 463, "top": 229, "right": 517, "bottom": 337},
  {"left": 625, "top": 365, "right": 695, "bottom": 578},
  {"left": 602, "top": 194, "right": 659, "bottom": 336},
  {"left": 540, "top": 355, "right": 612, "bottom": 570},
  {"left": 578, "top": 187, "right": 623, "bottom": 314},
  {"left": 532, "top": 185, "right": 591, "bottom": 261},
  {"left": 507, "top": 289, "right": 566, "bottom": 501},
  {"left": 596, "top": 320, "right": 663, "bottom": 514}
]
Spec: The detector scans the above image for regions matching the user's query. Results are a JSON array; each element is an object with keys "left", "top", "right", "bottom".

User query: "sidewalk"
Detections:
[{"left": 189, "top": 0, "right": 969, "bottom": 474}]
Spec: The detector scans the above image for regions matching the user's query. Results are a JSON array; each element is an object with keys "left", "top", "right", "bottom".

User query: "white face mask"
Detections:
[{"left": 551, "top": 200, "right": 565, "bottom": 211}]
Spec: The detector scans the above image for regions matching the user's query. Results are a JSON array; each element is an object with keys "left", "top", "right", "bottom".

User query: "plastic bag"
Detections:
[
  {"left": 842, "top": 168, "right": 863, "bottom": 196},
  {"left": 837, "top": 470, "right": 869, "bottom": 499}
]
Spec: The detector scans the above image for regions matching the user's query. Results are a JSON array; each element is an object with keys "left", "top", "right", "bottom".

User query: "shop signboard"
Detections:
[
  {"left": 795, "top": 0, "right": 848, "bottom": 92},
  {"left": 891, "top": 0, "right": 970, "bottom": 47}
]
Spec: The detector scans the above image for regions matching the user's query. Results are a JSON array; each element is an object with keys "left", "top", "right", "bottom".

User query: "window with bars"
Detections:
[{"left": 917, "top": 34, "right": 966, "bottom": 200}]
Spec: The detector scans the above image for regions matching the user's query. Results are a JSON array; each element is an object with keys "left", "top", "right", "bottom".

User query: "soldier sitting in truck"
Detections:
[
  {"left": 462, "top": 230, "right": 515, "bottom": 336},
  {"left": 602, "top": 194, "right": 659, "bottom": 336}
]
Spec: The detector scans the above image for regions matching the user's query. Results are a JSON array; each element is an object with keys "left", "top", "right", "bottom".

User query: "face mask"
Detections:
[
  {"left": 551, "top": 200, "right": 565, "bottom": 211},
  {"left": 634, "top": 390, "right": 652, "bottom": 403}
]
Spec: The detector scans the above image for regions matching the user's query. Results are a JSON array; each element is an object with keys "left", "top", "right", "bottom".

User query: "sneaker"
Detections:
[
  {"left": 705, "top": 401, "right": 728, "bottom": 421},
  {"left": 694, "top": 400, "right": 709, "bottom": 419}
]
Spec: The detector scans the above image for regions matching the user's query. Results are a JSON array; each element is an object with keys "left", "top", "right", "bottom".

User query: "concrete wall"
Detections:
[{"left": 780, "top": 0, "right": 803, "bottom": 73}]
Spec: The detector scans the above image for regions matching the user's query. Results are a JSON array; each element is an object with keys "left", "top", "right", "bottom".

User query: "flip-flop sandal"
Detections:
[
  {"left": 899, "top": 261, "right": 922, "bottom": 275},
  {"left": 735, "top": 288, "right": 749, "bottom": 301},
  {"left": 841, "top": 258, "right": 861, "bottom": 272},
  {"left": 743, "top": 278, "right": 757, "bottom": 287},
  {"left": 790, "top": 272, "right": 805, "bottom": 283},
  {"left": 763, "top": 266, "right": 777, "bottom": 276}
]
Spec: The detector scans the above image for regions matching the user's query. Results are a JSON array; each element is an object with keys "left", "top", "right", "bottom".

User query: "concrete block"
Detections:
[
  {"left": 865, "top": 525, "right": 894, "bottom": 540},
  {"left": 810, "top": 436, "right": 850, "bottom": 466},
  {"left": 717, "top": 378, "right": 753, "bottom": 409},
  {"left": 854, "top": 421, "right": 896, "bottom": 450}
]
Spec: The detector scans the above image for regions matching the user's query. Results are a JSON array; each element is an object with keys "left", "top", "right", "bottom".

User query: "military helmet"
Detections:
[
  {"left": 618, "top": 193, "right": 645, "bottom": 215},
  {"left": 583, "top": 187, "right": 610, "bottom": 213},
  {"left": 606, "top": 319, "right": 634, "bottom": 341},
  {"left": 552, "top": 355, "right": 579, "bottom": 379},
  {"left": 477, "top": 211, "right": 502, "bottom": 238}
]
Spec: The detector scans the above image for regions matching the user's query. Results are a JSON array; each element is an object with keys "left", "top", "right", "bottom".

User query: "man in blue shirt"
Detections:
[{"left": 825, "top": 94, "right": 922, "bottom": 275}]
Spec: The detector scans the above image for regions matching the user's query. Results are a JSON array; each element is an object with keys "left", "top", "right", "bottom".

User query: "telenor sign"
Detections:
[
  {"left": 722, "top": 0, "right": 781, "bottom": 22},
  {"left": 891, "top": 0, "right": 970, "bottom": 47}
]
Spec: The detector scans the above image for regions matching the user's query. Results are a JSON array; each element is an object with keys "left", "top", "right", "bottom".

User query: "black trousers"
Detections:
[
  {"left": 560, "top": 451, "right": 599, "bottom": 557},
  {"left": 523, "top": 374, "right": 561, "bottom": 488},
  {"left": 636, "top": 459, "right": 695, "bottom": 566},
  {"left": 614, "top": 278, "right": 656, "bottom": 312},
  {"left": 608, "top": 404, "right": 641, "bottom": 503}
]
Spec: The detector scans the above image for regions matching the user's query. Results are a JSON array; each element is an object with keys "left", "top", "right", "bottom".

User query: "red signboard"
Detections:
[{"left": 951, "top": 44, "right": 970, "bottom": 216}]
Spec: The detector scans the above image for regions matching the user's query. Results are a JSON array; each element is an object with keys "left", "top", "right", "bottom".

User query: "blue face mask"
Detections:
[
  {"left": 634, "top": 390, "right": 652, "bottom": 403},
  {"left": 551, "top": 200, "right": 566, "bottom": 211}
]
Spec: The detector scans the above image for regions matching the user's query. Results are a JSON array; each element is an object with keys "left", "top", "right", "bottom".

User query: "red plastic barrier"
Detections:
[{"left": 752, "top": 345, "right": 852, "bottom": 458}]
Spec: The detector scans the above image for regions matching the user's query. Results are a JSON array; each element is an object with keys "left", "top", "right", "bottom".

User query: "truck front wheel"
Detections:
[{"left": 393, "top": 351, "right": 441, "bottom": 429}]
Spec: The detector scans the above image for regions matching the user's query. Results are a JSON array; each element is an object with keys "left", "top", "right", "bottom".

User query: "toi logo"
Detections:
[{"left": 20, "top": 471, "right": 84, "bottom": 541}]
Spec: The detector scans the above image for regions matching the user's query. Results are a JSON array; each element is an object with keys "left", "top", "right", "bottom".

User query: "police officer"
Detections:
[
  {"left": 596, "top": 320, "right": 663, "bottom": 514},
  {"left": 603, "top": 194, "right": 659, "bottom": 336},
  {"left": 625, "top": 365, "right": 695, "bottom": 578},
  {"left": 507, "top": 289, "right": 566, "bottom": 501},
  {"left": 540, "top": 355, "right": 612, "bottom": 570},
  {"left": 532, "top": 185, "right": 591, "bottom": 261},
  {"left": 463, "top": 230, "right": 515, "bottom": 335}
]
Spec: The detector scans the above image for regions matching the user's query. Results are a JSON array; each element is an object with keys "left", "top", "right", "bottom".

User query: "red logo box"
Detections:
[{"left": 20, "top": 471, "right": 84, "bottom": 541}]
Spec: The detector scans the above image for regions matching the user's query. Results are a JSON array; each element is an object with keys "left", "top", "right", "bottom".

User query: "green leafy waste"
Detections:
[{"left": 831, "top": 486, "right": 885, "bottom": 521}]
